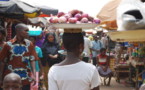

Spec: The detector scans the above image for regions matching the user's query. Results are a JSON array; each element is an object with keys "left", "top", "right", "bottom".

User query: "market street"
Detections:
[{"left": 101, "top": 78, "right": 134, "bottom": 90}]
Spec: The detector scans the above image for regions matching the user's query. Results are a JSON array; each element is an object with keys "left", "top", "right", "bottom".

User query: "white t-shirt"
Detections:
[
  {"left": 83, "top": 37, "right": 92, "bottom": 57},
  {"left": 48, "top": 61, "right": 101, "bottom": 90}
]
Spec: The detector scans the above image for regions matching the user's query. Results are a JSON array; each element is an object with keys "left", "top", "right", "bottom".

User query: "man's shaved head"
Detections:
[
  {"left": 15, "top": 23, "right": 29, "bottom": 39},
  {"left": 15, "top": 23, "right": 28, "bottom": 32},
  {"left": 3, "top": 73, "right": 21, "bottom": 83}
]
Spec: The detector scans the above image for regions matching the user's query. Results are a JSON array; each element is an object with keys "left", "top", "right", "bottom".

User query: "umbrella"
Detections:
[
  {"left": 28, "top": 17, "right": 47, "bottom": 26},
  {"left": 107, "top": 30, "right": 145, "bottom": 42},
  {"left": 0, "top": 0, "right": 40, "bottom": 19},
  {"left": 37, "top": 5, "right": 58, "bottom": 17}
]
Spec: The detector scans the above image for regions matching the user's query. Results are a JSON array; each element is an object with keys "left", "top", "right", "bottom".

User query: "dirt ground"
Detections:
[{"left": 100, "top": 78, "right": 135, "bottom": 90}]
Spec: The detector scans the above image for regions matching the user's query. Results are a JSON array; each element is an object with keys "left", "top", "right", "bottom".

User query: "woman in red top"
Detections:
[{"left": 97, "top": 48, "right": 113, "bottom": 86}]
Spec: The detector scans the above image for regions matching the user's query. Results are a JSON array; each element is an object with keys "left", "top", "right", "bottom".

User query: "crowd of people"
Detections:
[{"left": 0, "top": 23, "right": 113, "bottom": 90}]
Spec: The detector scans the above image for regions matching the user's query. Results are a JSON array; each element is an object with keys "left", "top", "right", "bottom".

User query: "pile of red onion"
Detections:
[{"left": 49, "top": 9, "right": 101, "bottom": 24}]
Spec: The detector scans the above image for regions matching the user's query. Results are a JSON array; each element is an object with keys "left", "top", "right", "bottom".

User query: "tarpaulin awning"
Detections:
[
  {"left": 37, "top": 6, "right": 58, "bottom": 16},
  {"left": 99, "top": 20, "right": 117, "bottom": 30},
  {"left": 0, "top": 0, "right": 40, "bottom": 19},
  {"left": 107, "top": 30, "right": 145, "bottom": 42},
  {"left": 97, "top": 0, "right": 121, "bottom": 22},
  {"left": 96, "top": 0, "right": 122, "bottom": 30},
  {"left": 28, "top": 17, "right": 47, "bottom": 26}
]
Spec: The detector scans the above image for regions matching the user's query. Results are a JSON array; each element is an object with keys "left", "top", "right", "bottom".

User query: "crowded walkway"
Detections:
[{"left": 1, "top": 0, "right": 145, "bottom": 90}]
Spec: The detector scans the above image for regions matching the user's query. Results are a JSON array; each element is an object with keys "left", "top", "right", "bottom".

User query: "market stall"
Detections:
[{"left": 107, "top": 30, "right": 145, "bottom": 89}]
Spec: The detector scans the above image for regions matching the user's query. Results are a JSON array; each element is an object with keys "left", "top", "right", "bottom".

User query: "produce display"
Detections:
[
  {"left": 138, "top": 47, "right": 145, "bottom": 57},
  {"left": 49, "top": 9, "right": 100, "bottom": 24}
]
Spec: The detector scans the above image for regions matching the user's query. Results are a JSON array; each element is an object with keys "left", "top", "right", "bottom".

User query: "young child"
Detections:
[
  {"left": 29, "top": 36, "right": 44, "bottom": 90},
  {"left": 2, "top": 73, "right": 22, "bottom": 90}
]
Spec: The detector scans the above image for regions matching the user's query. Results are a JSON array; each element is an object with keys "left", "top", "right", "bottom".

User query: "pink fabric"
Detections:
[{"left": 31, "top": 72, "right": 39, "bottom": 90}]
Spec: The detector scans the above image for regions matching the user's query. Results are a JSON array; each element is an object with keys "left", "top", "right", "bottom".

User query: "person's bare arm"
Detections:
[
  {"left": 91, "top": 86, "right": 99, "bottom": 90},
  {"left": 38, "top": 59, "right": 44, "bottom": 79},
  {"left": 30, "top": 61, "right": 36, "bottom": 78}
]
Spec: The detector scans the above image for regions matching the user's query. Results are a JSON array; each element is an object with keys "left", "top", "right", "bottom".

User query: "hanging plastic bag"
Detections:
[{"left": 117, "top": 0, "right": 145, "bottom": 31}]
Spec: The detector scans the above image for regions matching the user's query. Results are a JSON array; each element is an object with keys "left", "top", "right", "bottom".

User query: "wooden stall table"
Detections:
[
  {"left": 130, "top": 61, "right": 144, "bottom": 90},
  {"left": 114, "top": 63, "right": 130, "bottom": 83}
]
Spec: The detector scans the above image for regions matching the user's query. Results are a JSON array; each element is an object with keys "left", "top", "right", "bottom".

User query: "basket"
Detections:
[{"left": 28, "top": 31, "right": 42, "bottom": 36}]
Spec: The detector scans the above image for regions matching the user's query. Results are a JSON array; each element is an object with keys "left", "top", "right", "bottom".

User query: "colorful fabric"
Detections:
[
  {"left": 28, "top": 46, "right": 43, "bottom": 72},
  {"left": 98, "top": 54, "right": 107, "bottom": 65},
  {"left": 35, "top": 38, "right": 44, "bottom": 48},
  {"left": 0, "top": 38, "right": 38, "bottom": 85},
  {"left": 97, "top": 66, "right": 112, "bottom": 76},
  {"left": 35, "top": 46, "right": 43, "bottom": 72}
]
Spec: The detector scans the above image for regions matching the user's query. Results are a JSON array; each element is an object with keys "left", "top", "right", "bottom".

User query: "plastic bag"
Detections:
[{"left": 117, "top": 0, "right": 145, "bottom": 31}]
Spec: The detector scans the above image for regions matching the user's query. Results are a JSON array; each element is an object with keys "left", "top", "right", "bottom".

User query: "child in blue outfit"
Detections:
[{"left": 29, "top": 36, "right": 44, "bottom": 90}]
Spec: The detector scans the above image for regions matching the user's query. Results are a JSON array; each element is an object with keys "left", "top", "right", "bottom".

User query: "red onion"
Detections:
[
  {"left": 93, "top": 19, "right": 101, "bottom": 24},
  {"left": 68, "top": 18, "right": 77, "bottom": 23},
  {"left": 49, "top": 17, "right": 53, "bottom": 23},
  {"left": 58, "top": 16, "right": 67, "bottom": 23},
  {"left": 82, "top": 13, "right": 89, "bottom": 18},
  {"left": 88, "top": 16, "right": 94, "bottom": 22},
  {"left": 75, "top": 13, "right": 82, "bottom": 21},
  {"left": 51, "top": 17, "right": 59, "bottom": 23},
  {"left": 81, "top": 17, "right": 88, "bottom": 23},
  {"left": 57, "top": 12, "right": 65, "bottom": 17},
  {"left": 69, "top": 9, "right": 80, "bottom": 17}
]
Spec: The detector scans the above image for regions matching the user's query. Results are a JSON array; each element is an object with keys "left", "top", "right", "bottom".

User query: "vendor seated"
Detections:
[{"left": 97, "top": 48, "right": 113, "bottom": 86}]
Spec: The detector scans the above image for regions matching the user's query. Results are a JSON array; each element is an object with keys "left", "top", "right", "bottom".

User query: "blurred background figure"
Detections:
[
  {"left": 101, "top": 33, "right": 108, "bottom": 49},
  {"left": 35, "top": 32, "right": 45, "bottom": 48},
  {"left": 41, "top": 33, "right": 61, "bottom": 89},
  {"left": 115, "top": 43, "right": 123, "bottom": 64},
  {"left": 82, "top": 31, "right": 92, "bottom": 63},
  {"left": 91, "top": 35, "right": 103, "bottom": 66},
  {"left": 97, "top": 48, "right": 113, "bottom": 86}
]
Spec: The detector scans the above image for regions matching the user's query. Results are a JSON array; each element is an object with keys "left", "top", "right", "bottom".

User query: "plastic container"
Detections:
[{"left": 28, "top": 31, "right": 42, "bottom": 36}]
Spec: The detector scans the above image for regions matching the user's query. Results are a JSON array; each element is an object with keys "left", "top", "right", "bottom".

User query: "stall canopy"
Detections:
[
  {"left": 97, "top": 0, "right": 121, "bottom": 30},
  {"left": 107, "top": 30, "right": 145, "bottom": 42},
  {"left": 0, "top": 0, "right": 40, "bottom": 19},
  {"left": 97, "top": 0, "right": 121, "bottom": 22},
  {"left": 28, "top": 17, "right": 47, "bottom": 26},
  {"left": 37, "top": 6, "right": 58, "bottom": 17}
]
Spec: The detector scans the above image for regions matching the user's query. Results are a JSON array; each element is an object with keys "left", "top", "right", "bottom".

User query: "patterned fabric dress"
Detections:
[{"left": 0, "top": 38, "right": 38, "bottom": 86}]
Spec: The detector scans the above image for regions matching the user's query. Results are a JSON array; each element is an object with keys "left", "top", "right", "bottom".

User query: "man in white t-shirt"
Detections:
[{"left": 82, "top": 31, "right": 92, "bottom": 63}]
